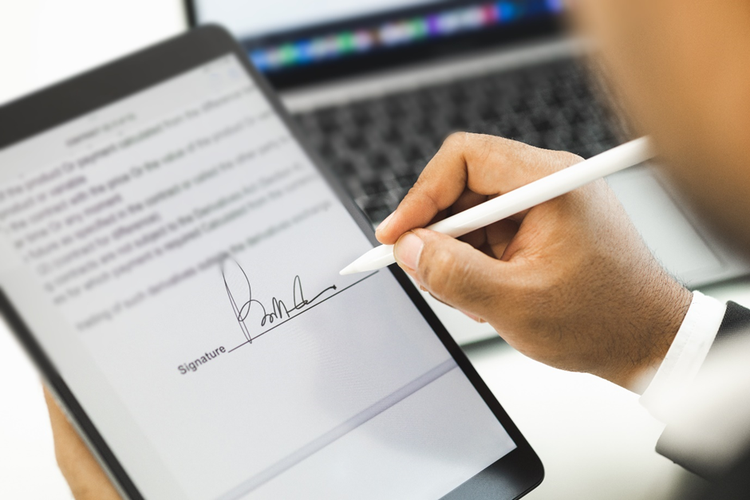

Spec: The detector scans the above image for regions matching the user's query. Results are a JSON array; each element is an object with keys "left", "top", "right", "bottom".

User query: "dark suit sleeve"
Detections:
[
  {"left": 714, "top": 301, "right": 750, "bottom": 343},
  {"left": 655, "top": 301, "right": 750, "bottom": 478}
]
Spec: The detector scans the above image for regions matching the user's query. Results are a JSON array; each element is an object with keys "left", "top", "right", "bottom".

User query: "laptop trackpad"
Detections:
[{"left": 606, "top": 166, "right": 723, "bottom": 282}]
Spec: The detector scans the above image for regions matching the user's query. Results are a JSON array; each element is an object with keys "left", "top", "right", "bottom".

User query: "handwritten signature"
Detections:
[{"left": 221, "top": 258, "right": 337, "bottom": 344}]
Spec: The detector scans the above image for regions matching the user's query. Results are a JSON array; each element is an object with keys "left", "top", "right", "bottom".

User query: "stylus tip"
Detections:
[{"left": 339, "top": 263, "right": 358, "bottom": 275}]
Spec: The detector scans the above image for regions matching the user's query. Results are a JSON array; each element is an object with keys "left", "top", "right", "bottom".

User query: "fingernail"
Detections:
[
  {"left": 395, "top": 233, "right": 424, "bottom": 271},
  {"left": 376, "top": 211, "right": 395, "bottom": 233}
]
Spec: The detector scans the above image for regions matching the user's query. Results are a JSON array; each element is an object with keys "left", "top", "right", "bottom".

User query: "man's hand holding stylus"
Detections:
[{"left": 376, "top": 132, "right": 692, "bottom": 390}]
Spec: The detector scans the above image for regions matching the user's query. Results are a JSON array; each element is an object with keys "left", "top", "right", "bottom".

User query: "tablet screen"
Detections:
[{"left": 0, "top": 54, "right": 515, "bottom": 499}]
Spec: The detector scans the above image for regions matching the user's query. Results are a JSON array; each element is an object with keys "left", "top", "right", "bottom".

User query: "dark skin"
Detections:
[{"left": 44, "top": 1, "right": 750, "bottom": 496}]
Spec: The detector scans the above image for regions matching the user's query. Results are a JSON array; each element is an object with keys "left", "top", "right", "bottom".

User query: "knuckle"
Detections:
[
  {"left": 420, "top": 244, "right": 458, "bottom": 298},
  {"left": 403, "top": 184, "right": 439, "bottom": 215},
  {"left": 420, "top": 242, "right": 495, "bottom": 309},
  {"left": 529, "top": 150, "right": 583, "bottom": 177},
  {"left": 442, "top": 131, "right": 462, "bottom": 146},
  {"left": 442, "top": 131, "right": 469, "bottom": 149},
  {"left": 554, "top": 151, "right": 585, "bottom": 169}
]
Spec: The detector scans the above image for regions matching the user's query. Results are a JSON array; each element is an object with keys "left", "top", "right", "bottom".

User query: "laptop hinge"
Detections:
[{"left": 281, "top": 37, "right": 587, "bottom": 113}]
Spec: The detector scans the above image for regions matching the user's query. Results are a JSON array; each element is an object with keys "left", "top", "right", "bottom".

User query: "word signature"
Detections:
[{"left": 221, "top": 258, "right": 337, "bottom": 344}]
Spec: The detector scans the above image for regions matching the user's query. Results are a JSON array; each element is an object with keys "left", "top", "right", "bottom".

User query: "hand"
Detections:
[
  {"left": 377, "top": 133, "right": 692, "bottom": 389},
  {"left": 43, "top": 387, "right": 121, "bottom": 500}
]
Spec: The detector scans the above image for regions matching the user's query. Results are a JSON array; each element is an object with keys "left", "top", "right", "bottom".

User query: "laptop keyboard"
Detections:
[{"left": 292, "top": 58, "right": 625, "bottom": 225}]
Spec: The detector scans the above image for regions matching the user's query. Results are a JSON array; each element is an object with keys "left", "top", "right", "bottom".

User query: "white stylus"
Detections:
[{"left": 340, "top": 136, "right": 654, "bottom": 275}]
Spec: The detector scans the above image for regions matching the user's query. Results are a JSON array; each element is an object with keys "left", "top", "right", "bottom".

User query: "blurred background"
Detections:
[{"left": 3, "top": 1, "right": 750, "bottom": 499}]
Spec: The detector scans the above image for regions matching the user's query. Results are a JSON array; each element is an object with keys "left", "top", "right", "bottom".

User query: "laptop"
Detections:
[{"left": 186, "top": 0, "right": 750, "bottom": 344}]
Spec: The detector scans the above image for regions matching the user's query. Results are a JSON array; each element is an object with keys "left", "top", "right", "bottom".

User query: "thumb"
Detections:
[{"left": 393, "top": 228, "right": 506, "bottom": 320}]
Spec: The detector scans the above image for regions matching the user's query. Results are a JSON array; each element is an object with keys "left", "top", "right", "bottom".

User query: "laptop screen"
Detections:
[{"left": 188, "top": 0, "right": 565, "bottom": 88}]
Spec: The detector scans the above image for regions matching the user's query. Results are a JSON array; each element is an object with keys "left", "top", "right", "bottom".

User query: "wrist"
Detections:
[{"left": 608, "top": 281, "right": 693, "bottom": 391}]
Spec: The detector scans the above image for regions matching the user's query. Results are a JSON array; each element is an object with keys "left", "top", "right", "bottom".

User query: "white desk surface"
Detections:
[{"left": 2, "top": 2, "right": 750, "bottom": 498}]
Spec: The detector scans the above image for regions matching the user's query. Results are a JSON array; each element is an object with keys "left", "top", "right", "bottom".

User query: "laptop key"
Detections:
[
  {"left": 293, "top": 57, "right": 624, "bottom": 222},
  {"left": 363, "top": 202, "right": 392, "bottom": 224}
]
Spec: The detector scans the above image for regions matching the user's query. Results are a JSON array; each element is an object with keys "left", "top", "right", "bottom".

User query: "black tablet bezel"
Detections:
[{"left": 0, "top": 25, "right": 543, "bottom": 499}]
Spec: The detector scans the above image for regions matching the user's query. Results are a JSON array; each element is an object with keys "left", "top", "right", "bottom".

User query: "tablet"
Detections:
[{"left": 0, "top": 26, "right": 542, "bottom": 499}]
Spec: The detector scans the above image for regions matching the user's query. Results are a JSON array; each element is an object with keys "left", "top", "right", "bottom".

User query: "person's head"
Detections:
[{"left": 573, "top": 1, "right": 750, "bottom": 255}]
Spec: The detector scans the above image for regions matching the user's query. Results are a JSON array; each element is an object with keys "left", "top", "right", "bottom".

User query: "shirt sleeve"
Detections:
[{"left": 639, "top": 291, "right": 726, "bottom": 422}]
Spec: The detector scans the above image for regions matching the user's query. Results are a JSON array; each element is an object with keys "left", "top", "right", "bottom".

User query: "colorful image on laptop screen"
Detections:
[{"left": 190, "top": 0, "right": 564, "bottom": 77}]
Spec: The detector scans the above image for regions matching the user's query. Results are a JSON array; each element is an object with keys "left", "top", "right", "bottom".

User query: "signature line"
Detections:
[{"left": 228, "top": 271, "right": 379, "bottom": 353}]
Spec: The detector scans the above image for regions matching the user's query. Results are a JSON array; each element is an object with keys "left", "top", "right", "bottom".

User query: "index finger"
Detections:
[{"left": 376, "top": 132, "right": 581, "bottom": 244}]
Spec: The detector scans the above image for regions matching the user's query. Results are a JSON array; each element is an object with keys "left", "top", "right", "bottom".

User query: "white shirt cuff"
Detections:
[{"left": 640, "top": 291, "right": 726, "bottom": 422}]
